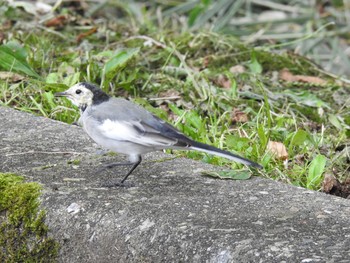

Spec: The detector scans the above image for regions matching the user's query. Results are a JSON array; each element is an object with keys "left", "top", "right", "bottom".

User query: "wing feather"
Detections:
[
  {"left": 98, "top": 119, "right": 179, "bottom": 147},
  {"left": 89, "top": 98, "right": 192, "bottom": 148}
]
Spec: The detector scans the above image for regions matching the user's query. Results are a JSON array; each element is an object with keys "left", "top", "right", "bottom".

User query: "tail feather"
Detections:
[{"left": 189, "top": 141, "right": 262, "bottom": 169}]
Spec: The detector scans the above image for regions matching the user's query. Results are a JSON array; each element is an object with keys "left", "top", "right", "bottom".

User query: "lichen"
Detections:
[{"left": 0, "top": 173, "right": 59, "bottom": 262}]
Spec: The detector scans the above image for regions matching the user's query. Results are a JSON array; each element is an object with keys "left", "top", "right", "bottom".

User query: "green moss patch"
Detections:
[{"left": 0, "top": 173, "right": 59, "bottom": 262}]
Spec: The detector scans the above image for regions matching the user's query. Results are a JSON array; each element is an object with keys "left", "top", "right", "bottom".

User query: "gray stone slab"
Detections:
[{"left": 1, "top": 106, "right": 350, "bottom": 263}]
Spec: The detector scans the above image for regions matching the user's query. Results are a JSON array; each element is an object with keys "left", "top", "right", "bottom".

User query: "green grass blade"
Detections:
[
  {"left": 101, "top": 48, "right": 140, "bottom": 86},
  {"left": 0, "top": 42, "right": 40, "bottom": 79},
  {"left": 307, "top": 154, "right": 327, "bottom": 189},
  {"left": 213, "top": 0, "right": 245, "bottom": 31}
]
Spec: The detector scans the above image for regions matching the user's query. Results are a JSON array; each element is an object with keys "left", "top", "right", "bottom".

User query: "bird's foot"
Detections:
[{"left": 101, "top": 180, "right": 133, "bottom": 188}]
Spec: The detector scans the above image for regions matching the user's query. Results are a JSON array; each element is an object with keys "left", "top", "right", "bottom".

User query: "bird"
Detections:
[{"left": 55, "top": 82, "right": 262, "bottom": 186}]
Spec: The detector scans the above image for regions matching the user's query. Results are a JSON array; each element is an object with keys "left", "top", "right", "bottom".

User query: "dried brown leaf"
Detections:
[
  {"left": 321, "top": 174, "right": 350, "bottom": 198},
  {"left": 231, "top": 108, "right": 248, "bottom": 123},
  {"left": 45, "top": 15, "right": 67, "bottom": 28},
  {"left": 158, "top": 89, "right": 181, "bottom": 99},
  {"left": 0, "top": 71, "right": 25, "bottom": 82},
  {"left": 279, "top": 68, "right": 327, "bottom": 85},
  {"left": 267, "top": 141, "right": 288, "bottom": 160},
  {"left": 76, "top": 27, "right": 98, "bottom": 43},
  {"left": 229, "top": 65, "right": 246, "bottom": 74},
  {"left": 215, "top": 74, "right": 231, "bottom": 89},
  {"left": 322, "top": 173, "right": 340, "bottom": 193}
]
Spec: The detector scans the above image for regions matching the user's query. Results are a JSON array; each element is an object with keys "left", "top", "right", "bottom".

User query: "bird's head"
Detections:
[{"left": 54, "top": 82, "right": 109, "bottom": 111}]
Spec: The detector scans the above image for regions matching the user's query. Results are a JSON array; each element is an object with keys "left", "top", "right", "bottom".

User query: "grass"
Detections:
[
  {"left": 0, "top": 173, "right": 59, "bottom": 262},
  {"left": 0, "top": 1, "right": 349, "bottom": 192}
]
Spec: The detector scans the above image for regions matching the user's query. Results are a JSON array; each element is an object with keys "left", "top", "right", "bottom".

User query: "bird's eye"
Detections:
[{"left": 75, "top": 89, "right": 82, "bottom": 94}]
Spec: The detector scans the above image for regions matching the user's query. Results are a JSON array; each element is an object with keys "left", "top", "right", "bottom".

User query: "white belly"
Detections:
[{"left": 81, "top": 115, "right": 152, "bottom": 155}]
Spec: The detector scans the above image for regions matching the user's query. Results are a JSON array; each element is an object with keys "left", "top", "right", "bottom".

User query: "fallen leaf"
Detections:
[
  {"left": 201, "top": 170, "right": 252, "bottom": 180},
  {"left": 322, "top": 173, "right": 340, "bottom": 193},
  {"left": 267, "top": 141, "right": 288, "bottom": 160},
  {"left": 231, "top": 108, "right": 248, "bottom": 123},
  {"left": 45, "top": 15, "right": 67, "bottom": 28},
  {"left": 215, "top": 74, "right": 231, "bottom": 89},
  {"left": 279, "top": 68, "right": 327, "bottom": 85},
  {"left": 321, "top": 173, "right": 350, "bottom": 198},
  {"left": 230, "top": 65, "right": 246, "bottom": 74},
  {"left": 76, "top": 27, "right": 98, "bottom": 43},
  {"left": 0, "top": 71, "right": 25, "bottom": 82}
]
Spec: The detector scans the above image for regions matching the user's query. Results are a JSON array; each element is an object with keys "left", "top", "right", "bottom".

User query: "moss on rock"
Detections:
[{"left": 0, "top": 173, "right": 59, "bottom": 262}]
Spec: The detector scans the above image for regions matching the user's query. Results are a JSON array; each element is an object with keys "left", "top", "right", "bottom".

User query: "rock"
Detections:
[{"left": 1, "top": 106, "right": 350, "bottom": 262}]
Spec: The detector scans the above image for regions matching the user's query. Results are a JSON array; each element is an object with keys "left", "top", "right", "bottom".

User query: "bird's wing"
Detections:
[
  {"left": 97, "top": 118, "right": 189, "bottom": 147},
  {"left": 89, "top": 98, "right": 192, "bottom": 148}
]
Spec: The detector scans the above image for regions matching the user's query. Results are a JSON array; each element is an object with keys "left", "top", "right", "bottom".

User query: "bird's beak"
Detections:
[{"left": 54, "top": 91, "right": 68, "bottom": 97}]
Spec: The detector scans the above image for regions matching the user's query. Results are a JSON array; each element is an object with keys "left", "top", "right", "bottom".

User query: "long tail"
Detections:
[{"left": 189, "top": 141, "right": 262, "bottom": 169}]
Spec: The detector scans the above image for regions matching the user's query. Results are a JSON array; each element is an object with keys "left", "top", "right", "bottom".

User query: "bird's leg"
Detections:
[
  {"left": 119, "top": 158, "right": 142, "bottom": 184},
  {"left": 101, "top": 156, "right": 142, "bottom": 187}
]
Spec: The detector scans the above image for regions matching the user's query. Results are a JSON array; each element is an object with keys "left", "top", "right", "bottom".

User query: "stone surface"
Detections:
[{"left": 1, "top": 106, "right": 350, "bottom": 262}]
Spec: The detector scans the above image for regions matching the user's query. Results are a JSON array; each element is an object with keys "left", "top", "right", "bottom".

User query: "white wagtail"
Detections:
[{"left": 55, "top": 82, "right": 262, "bottom": 186}]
